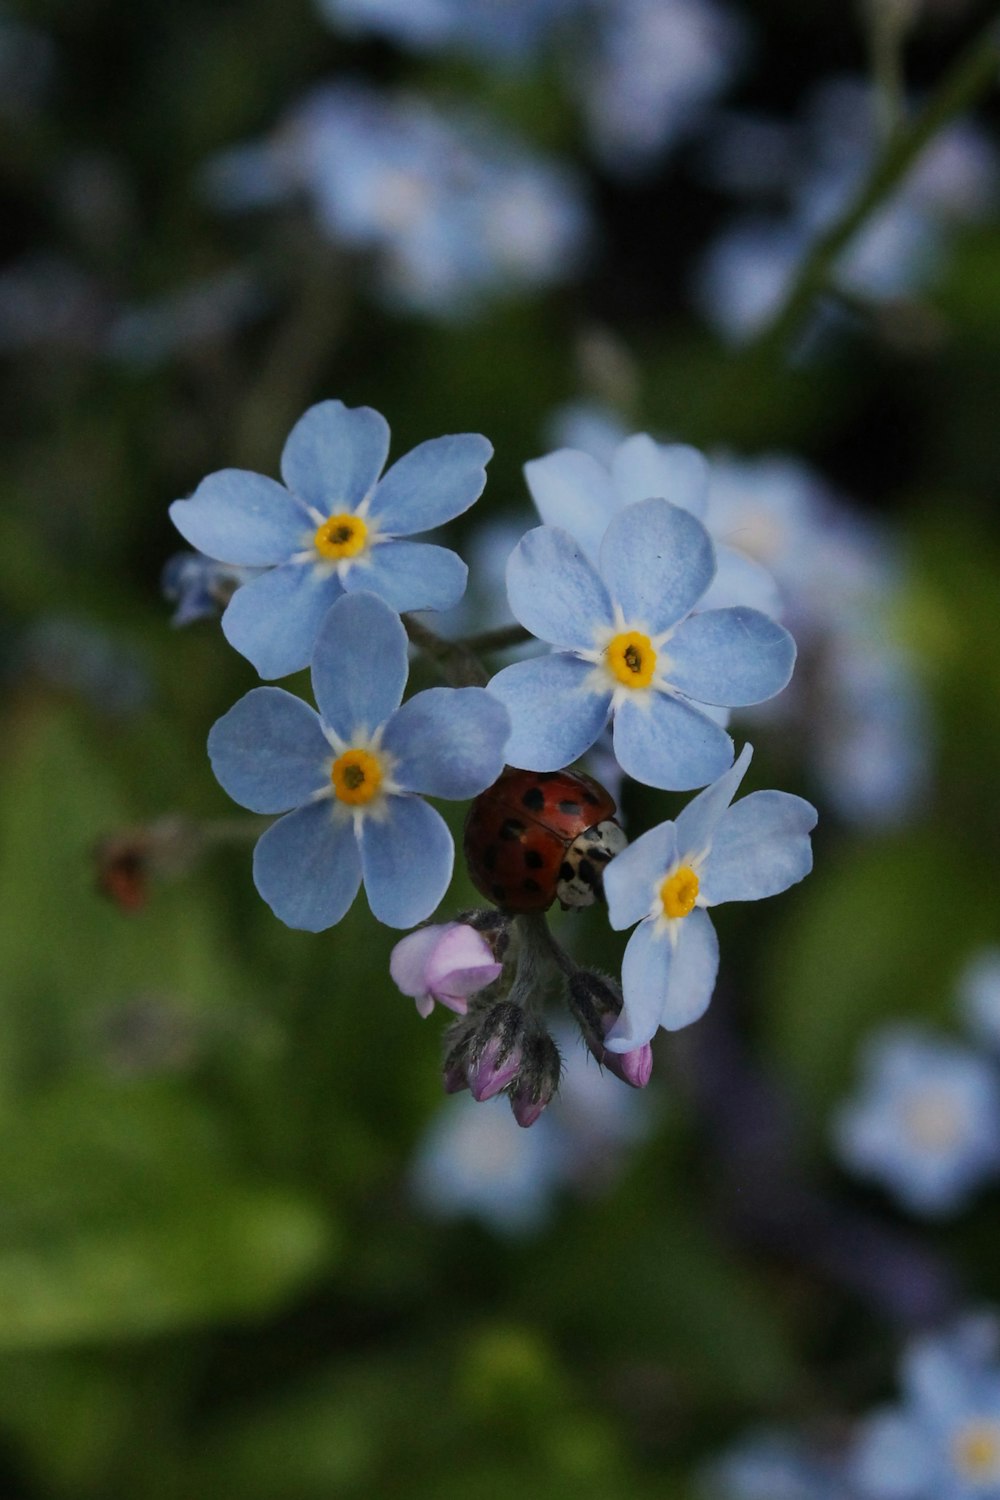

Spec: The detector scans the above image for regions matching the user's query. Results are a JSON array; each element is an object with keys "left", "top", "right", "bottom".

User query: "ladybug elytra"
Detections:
[{"left": 463, "top": 767, "right": 627, "bottom": 914}]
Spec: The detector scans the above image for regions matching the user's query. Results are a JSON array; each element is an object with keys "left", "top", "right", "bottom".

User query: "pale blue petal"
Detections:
[
  {"left": 506, "top": 526, "right": 613, "bottom": 649},
  {"left": 368, "top": 433, "right": 492, "bottom": 534},
  {"left": 361, "top": 796, "right": 454, "bottom": 928},
  {"left": 603, "top": 821, "right": 678, "bottom": 931},
  {"left": 381, "top": 686, "right": 509, "bottom": 798},
  {"left": 674, "top": 743, "right": 754, "bottom": 861},
  {"left": 311, "top": 590, "right": 408, "bottom": 739},
  {"left": 661, "top": 908, "right": 719, "bottom": 1030},
  {"left": 700, "top": 545, "right": 782, "bottom": 615},
  {"left": 598, "top": 498, "right": 715, "bottom": 633},
  {"left": 699, "top": 790, "right": 817, "bottom": 905},
  {"left": 605, "top": 920, "right": 673, "bottom": 1051},
  {"left": 221, "top": 562, "right": 343, "bottom": 679},
  {"left": 488, "top": 654, "right": 611, "bottom": 771},
  {"left": 253, "top": 802, "right": 361, "bottom": 931},
  {"left": 849, "top": 1412, "right": 932, "bottom": 1500},
  {"left": 613, "top": 691, "right": 734, "bottom": 791},
  {"left": 666, "top": 607, "right": 796, "bottom": 706},
  {"left": 208, "top": 687, "right": 330, "bottom": 813},
  {"left": 170, "top": 471, "right": 310, "bottom": 565},
  {"left": 523, "top": 449, "right": 615, "bottom": 564},
  {"left": 280, "top": 400, "right": 390, "bottom": 512},
  {"left": 611, "top": 436, "right": 709, "bottom": 517},
  {"left": 344, "top": 540, "right": 467, "bottom": 613}
]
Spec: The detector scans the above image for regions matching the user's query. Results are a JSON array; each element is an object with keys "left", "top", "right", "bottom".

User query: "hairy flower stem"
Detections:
[
  {"left": 751, "top": 16, "right": 1000, "bottom": 357},
  {"left": 402, "top": 614, "right": 490, "bottom": 687},
  {"left": 506, "top": 912, "right": 577, "bottom": 1016}
]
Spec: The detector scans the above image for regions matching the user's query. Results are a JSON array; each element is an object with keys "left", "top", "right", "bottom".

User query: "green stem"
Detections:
[
  {"left": 751, "top": 16, "right": 1000, "bottom": 358},
  {"left": 402, "top": 615, "right": 490, "bottom": 687}
]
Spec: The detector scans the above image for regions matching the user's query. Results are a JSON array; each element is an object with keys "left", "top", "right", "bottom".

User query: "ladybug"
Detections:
[{"left": 463, "top": 767, "right": 627, "bottom": 914}]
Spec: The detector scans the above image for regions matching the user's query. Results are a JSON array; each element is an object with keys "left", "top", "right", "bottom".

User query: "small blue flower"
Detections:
[
  {"left": 488, "top": 502, "right": 796, "bottom": 790},
  {"left": 832, "top": 1025, "right": 1000, "bottom": 1217},
  {"left": 701, "top": 1429, "right": 852, "bottom": 1500},
  {"left": 161, "top": 550, "right": 260, "bottom": 627},
  {"left": 850, "top": 1319, "right": 1000, "bottom": 1500},
  {"left": 207, "top": 591, "right": 510, "bottom": 930},
  {"left": 601, "top": 745, "right": 816, "bottom": 1047},
  {"left": 170, "top": 398, "right": 492, "bottom": 678}
]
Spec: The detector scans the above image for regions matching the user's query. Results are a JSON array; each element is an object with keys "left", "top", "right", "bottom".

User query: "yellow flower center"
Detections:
[
  {"left": 660, "top": 865, "right": 700, "bottom": 919},
  {"left": 314, "top": 513, "right": 368, "bottom": 562},
  {"left": 953, "top": 1421, "right": 1000, "bottom": 1481},
  {"left": 331, "top": 749, "right": 383, "bottom": 806},
  {"left": 606, "top": 630, "right": 656, "bottom": 689}
]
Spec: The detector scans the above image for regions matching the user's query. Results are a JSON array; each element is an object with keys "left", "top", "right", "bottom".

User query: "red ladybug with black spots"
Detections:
[{"left": 463, "top": 767, "right": 627, "bottom": 914}]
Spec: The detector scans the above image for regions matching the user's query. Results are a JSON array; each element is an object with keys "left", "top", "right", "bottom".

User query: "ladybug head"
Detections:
[{"left": 556, "top": 818, "right": 628, "bottom": 909}]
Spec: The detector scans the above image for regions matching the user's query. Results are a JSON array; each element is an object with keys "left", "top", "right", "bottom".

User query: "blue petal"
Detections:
[
  {"left": 700, "top": 546, "right": 782, "bottom": 616},
  {"left": 610, "top": 436, "right": 709, "bottom": 517},
  {"left": 221, "top": 562, "right": 343, "bottom": 679},
  {"left": 170, "top": 471, "right": 310, "bottom": 565},
  {"left": 666, "top": 607, "right": 796, "bottom": 706},
  {"left": 208, "top": 687, "right": 330, "bottom": 813},
  {"left": 506, "top": 526, "right": 613, "bottom": 650},
  {"left": 660, "top": 909, "right": 720, "bottom": 1030},
  {"left": 368, "top": 433, "right": 493, "bottom": 534},
  {"left": 598, "top": 498, "right": 716, "bottom": 633},
  {"left": 344, "top": 540, "right": 467, "bottom": 613},
  {"left": 488, "top": 654, "right": 612, "bottom": 771},
  {"left": 674, "top": 744, "right": 753, "bottom": 862},
  {"left": 361, "top": 796, "right": 454, "bottom": 928},
  {"left": 849, "top": 1412, "right": 933, "bottom": 1500},
  {"left": 311, "top": 591, "right": 408, "bottom": 741},
  {"left": 613, "top": 691, "right": 734, "bottom": 791},
  {"left": 699, "top": 790, "right": 817, "bottom": 905},
  {"left": 381, "top": 687, "right": 509, "bottom": 798},
  {"left": 280, "top": 400, "right": 390, "bottom": 513},
  {"left": 523, "top": 449, "right": 614, "bottom": 564},
  {"left": 605, "top": 920, "right": 672, "bottom": 1051},
  {"left": 253, "top": 802, "right": 361, "bottom": 931},
  {"left": 603, "top": 820, "right": 678, "bottom": 931}
]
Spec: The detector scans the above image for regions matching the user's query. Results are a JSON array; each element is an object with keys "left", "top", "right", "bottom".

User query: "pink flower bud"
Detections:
[{"left": 390, "top": 922, "right": 504, "bottom": 1018}]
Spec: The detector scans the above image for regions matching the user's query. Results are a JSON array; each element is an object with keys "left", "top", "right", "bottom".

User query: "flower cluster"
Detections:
[{"left": 168, "top": 395, "right": 816, "bottom": 1123}]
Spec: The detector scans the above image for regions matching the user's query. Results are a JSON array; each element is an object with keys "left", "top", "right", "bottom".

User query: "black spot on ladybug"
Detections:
[
  {"left": 523, "top": 848, "right": 544, "bottom": 869},
  {"left": 520, "top": 787, "right": 545, "bottom": 812},
  {"left": 558, "top": 799, "right": 582, "bottom": 816},
  {"left": 582, "top": 790, "right": 599, "bottom": 805},
  {"left": 559, "top": 861, "right": 574, "bottom": 882},
  {"left": 589, "top": 846, "right": 612, "bottom": 863},
  {"left": 500, "top": 818, "right": 525, "bottom": 840},
  {"left": 481, "top": 845, "right": 498, "bottom": 870},
  {"left": 577, "top": 858, "right": 597, "bottom": 885},
  {"left": 491, "top": 883, "right": 507, "bottom": 902},
  {"left": 522, "top": 878, "right": 542, "bottom": 894}
]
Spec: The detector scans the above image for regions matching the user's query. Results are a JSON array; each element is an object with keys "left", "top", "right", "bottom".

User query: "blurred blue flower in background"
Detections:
[
  {"left": 850, "top": 1317, "right": 1000, "bottom": 1498},
  {"left": 489, "top": 500, "right": 795, "bottom": 788},
  {"left": 602, "top": 744, "right": 816, "bottom": 1047},
  {"left": 695, "top": 76, "right": 998, "bottom": 342},
  {"left": 832, "top": 1025, "right": 1000, "bottom": 1216},
  {"left": 161, "top": 552, "right": 262, "bottom": 628},
  {"left": 701, "top": 1428, "right": 853, "bottom": 1500},
  {"left": 315, "top": 0, "right": 572, "bottom": 59},
  {"left": 959, "top": 949, "right": 1000, "bottom": 1054},
  {"left": 170, "top": 398, "right": 491, "bottom": 677},
  {"left": 203, "top": 83, "right": 591, "bottom": 318},
  {"left": 207, "top": 591, "right": 510, "bottom": 930}
]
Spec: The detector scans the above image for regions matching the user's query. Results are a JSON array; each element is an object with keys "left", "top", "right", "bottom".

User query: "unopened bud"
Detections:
[
  {"left": 467, "top": 1001, "right": 526, "bottom": 1102},
  {"left": 509, "top": 1031, "right": 562, "bottom": 1128},
  {"left": 390, "top": 921, "right": 504, "bottom": 1018},
  {"left": 568, "top": 970, "right": 653, "bottom": 1090}
]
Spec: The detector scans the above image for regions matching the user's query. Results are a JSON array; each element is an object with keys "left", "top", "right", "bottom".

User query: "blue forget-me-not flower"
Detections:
[
  {"left": 488, "top": 500, "right": 796, "bottom": 789},
  {"left": 601, "top": 745, "right": 816, "bottom": 1048},
  {"left": 207, "top": 591, "right": 510, "bottom": 930},
  {"left": 169, "top": 398, "right": 492, "bottom": 678},
  {"left": 831, "top": 1024, "right": 1000, "bottom": 1217},
  {"left": 850, "top": 1317, "right": 1000, "bottom": 1499},
  {"left": 959, "top": 948, "right": 1000, "bottom": 1054}
]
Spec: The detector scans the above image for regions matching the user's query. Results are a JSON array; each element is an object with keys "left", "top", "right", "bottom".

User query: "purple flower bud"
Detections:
[
  {"left": 467, "top": 1002, "right": 525, "bottom": 1101},
  {"left": 568, "top": 971, "right": 653, "bottom": 1089},
  {"left": 509, "top": 1032, "right": 562, "bottom": 1128},
  {"left": 390, "top": 921, "right": 504, "bottom": 1018}
]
